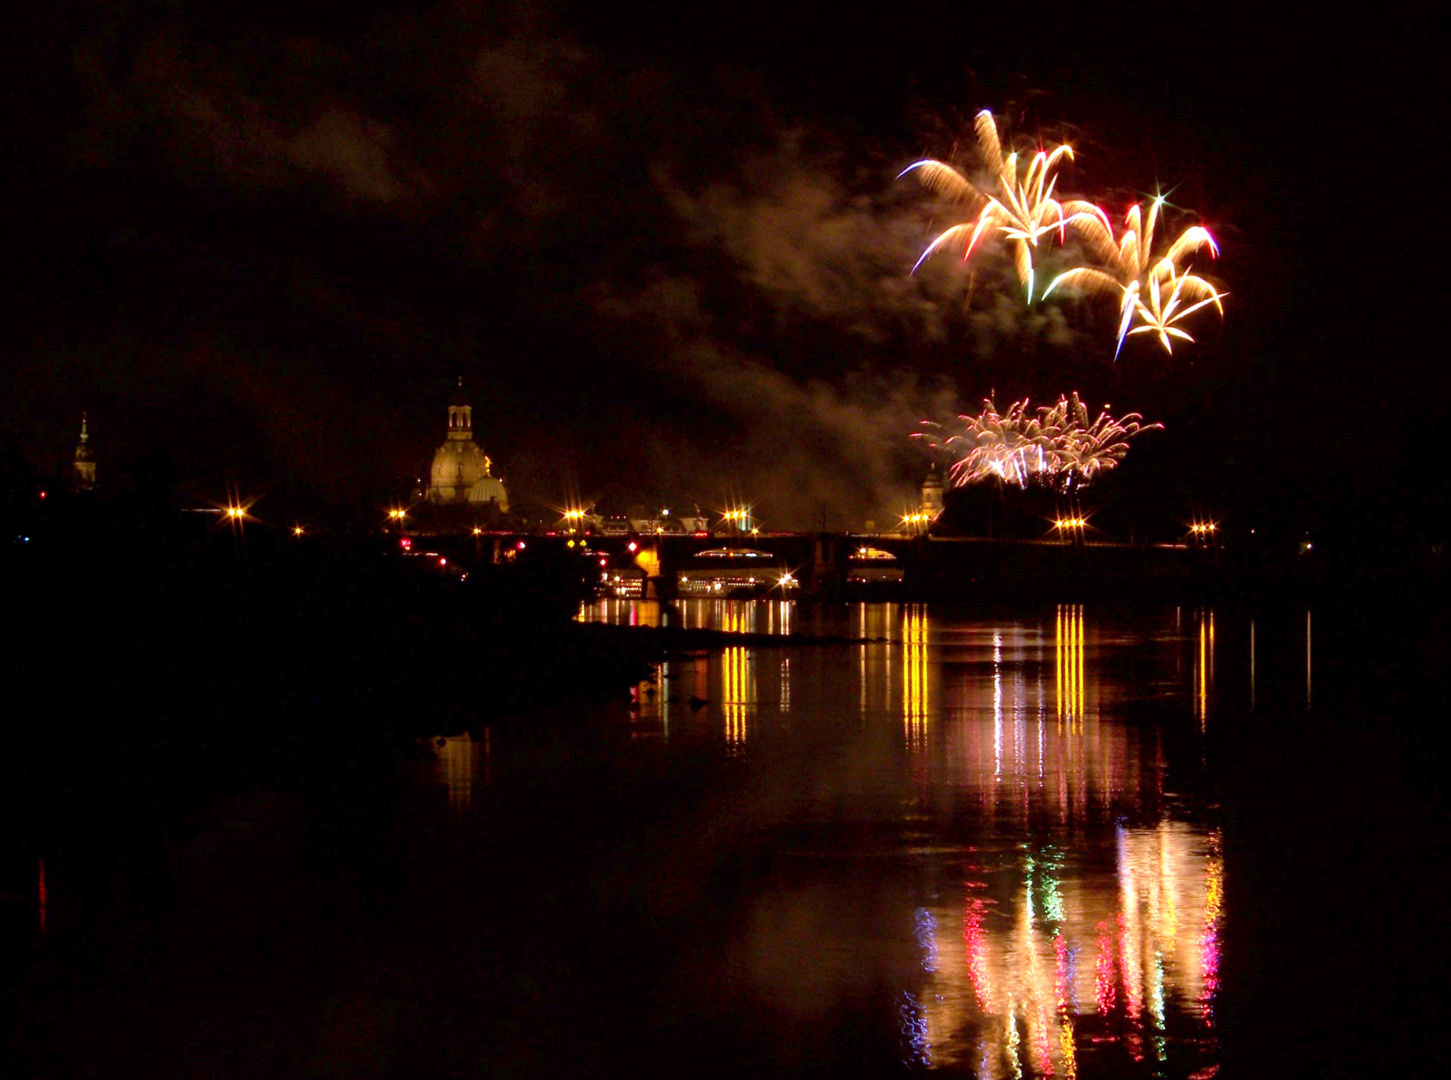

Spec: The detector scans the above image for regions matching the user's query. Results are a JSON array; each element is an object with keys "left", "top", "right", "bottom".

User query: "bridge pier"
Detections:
[{"left": 810, "top": 532, "right": 846, "bottom": 600}]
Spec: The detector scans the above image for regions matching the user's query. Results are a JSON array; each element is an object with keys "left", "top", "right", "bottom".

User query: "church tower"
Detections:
[
  {"left": 447, "top": 386, "right": 472, "bottom": 441},
  {"left": 70, "top": 413, "right": 97, "bottom": 492},
  {"left": 426, "top": 379, "right": 508, "bottom": 511},
  {"left": 921, "top": 462, "right": 944, "bottom": 520}
]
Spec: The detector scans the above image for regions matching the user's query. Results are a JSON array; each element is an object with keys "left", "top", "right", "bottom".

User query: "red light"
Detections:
[
  {"left": 627, "top": 541, "right": 638, "bottom": 552},
  {"left": 516, "top": 541, "right": 526, "bottom": 550},
  {"left": 39, "top": 490, "right": 47, "bottom": 499},
  {"left": 599, "top": 557, "right": 607, "bottom": 566},
  {"left": 400, "top": 538, "right": 412, "bottom": 550},
  {"left": 438, "top": 557, "right": 447, "bottom": 566}
]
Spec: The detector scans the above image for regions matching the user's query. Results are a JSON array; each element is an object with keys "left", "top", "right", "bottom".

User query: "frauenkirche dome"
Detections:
[{"left": 426, "top": 380, "right": 508, "bottom": 511}]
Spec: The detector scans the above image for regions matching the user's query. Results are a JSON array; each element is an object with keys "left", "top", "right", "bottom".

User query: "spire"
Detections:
[{"left": 71, "top": 412, "right": 97, "bottom": 491}]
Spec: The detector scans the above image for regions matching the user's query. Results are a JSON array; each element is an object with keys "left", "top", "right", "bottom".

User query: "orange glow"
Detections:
[
  {"left": 1194, "top": 609, "right": 1215, "bottom": 730},
  {"left": 903, "top": 604, "right": 929, "bottom": 749},
  {"left": 1057, "top": 604, "right": 1087, "bottom": 728}
]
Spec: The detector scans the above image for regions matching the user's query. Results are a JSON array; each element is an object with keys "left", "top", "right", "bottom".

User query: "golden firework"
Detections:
[
  {"left": 1045, "top": 195, "right": 1224, "bottom": 357},
  {"left": 901, "top": 111, "right": 1107, "bottom": 301}
]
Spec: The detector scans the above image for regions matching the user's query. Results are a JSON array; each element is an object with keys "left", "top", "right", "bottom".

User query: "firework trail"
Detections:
[
  {"left": 1045, "top": 195, "right": 1225, "bottom": 357},
  {"left": 915, "top": 394, "right": 1162, "bottom": 492},
  {"left": 900, "top": 111, "right": 1108, "bottom": 301}
]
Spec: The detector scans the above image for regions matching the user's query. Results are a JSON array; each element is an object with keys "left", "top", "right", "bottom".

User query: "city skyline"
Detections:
[{"left": 5, "top": 2, "right": 1441, "bottom": 540}]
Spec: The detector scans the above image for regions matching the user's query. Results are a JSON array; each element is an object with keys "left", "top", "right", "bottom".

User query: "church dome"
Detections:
[
  {"left": 425, "top": 379, "right": 509, "bottom": 511},
  {"left": 466, "top": 475, "right": 509, "bottom": 510},
  {"left": 429, "top": 440, "right": 489, "bottom": 502}
]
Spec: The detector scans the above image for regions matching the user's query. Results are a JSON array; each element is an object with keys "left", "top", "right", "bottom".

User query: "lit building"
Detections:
[
  {"left": 71, "top": 413, "right": 96, "bottom": 492},
  {"left": 921, "top": 463, "right": 944, "bottom": 519},
  {"left": 426, "top": 379, "right": 508, "bottom": 512}
]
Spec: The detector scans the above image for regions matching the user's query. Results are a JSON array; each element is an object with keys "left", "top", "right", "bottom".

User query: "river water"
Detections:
[
  {"left": 5, "top": 599, "right": 1443, "bottom": 1077},
  {"left": 575, "top": 601, "right": 1228, "bottom": 1078}
]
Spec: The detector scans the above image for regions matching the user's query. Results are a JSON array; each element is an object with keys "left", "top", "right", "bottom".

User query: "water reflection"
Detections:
[
  {"left": 904, "top": 604, "right": 929, "bottom": 750},
  {"left": 722, "top": 644, "right": 755, "bottom": 751},
  {"left": 1194, "top": 609, "right": 1215, "bottom": 731},
  {"left": 1057, "top": 604, "right": 1087, "bottom": 728},
  {"left": 628, "top": 662, "right": 672, "bottom": 737},
  {"left": 1306, "top": 609, "right": 1313, "bottom": 710},
  {"left": 890, "top": 823, "right": 1224, "bottom": 1077},
  {"left": 584, "top": 597, "right": 664, "bottom": 627},
  {"left": 18, "top": 598, "right": 1377, "bottom": 1080},
  {"left": 579, "top": 597, "right": 794, "bottom": 636},
  {"left": 1250, "top": 618, "right": 1256, "bottom": 711},
  {"left": 546, "top": 601, "right": 1237, "bottom": 1075},
  {"left": 427, "top": 733, "right": 486, "bottom": 812}
]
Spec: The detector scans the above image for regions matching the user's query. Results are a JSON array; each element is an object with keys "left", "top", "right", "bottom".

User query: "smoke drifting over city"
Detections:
[{"left": 6, "top": 1, "right": 1434, "bottom": 527}]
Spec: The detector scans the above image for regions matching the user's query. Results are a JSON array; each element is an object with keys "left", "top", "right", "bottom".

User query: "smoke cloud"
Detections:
[{"left": 44, "top": 2, "right": 1123, "bottom": 525}]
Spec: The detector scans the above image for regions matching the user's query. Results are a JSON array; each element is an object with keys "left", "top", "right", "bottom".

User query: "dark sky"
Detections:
[{"left": 4, "top": 1, "right": 1442, "bottom": 529}]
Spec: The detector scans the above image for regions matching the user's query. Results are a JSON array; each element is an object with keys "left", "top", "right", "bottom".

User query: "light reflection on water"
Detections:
[
  {"left": 566, "top": 599, "right": 1232, "bottom": 1076},
  {"left": 425, "top": 732, "right": 488, "bottom": 812},
  {"left": 905, "top": 822, "right": 1223, "bottom": 1077}
]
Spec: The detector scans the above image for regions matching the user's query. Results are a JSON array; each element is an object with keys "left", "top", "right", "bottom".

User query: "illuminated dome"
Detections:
[
  {"left": 466, "top": 474, "right": 509, "bottom": 511},
  {"left": 426, "top": 380, "right": 509, "bottom": 510}
]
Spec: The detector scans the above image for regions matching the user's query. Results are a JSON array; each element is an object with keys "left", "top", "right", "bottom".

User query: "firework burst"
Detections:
[
  {"left": 1045, "top": 195, "right": 1225, "bottom": 357},
  {"left": 915, "top": 394, "right": 1162, "bottom": 492},
  {"left": 901, "top": 111, "right": 1108, "bottom": 301}
]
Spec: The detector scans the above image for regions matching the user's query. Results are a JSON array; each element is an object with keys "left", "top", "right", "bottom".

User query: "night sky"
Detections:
[{"left": 5, "top": 2, "right": 1442, "bottom": 533}]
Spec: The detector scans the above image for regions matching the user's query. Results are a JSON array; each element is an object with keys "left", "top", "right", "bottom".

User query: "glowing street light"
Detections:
[
  {"left": 1052, "top": 516, "right": 1089, "bottom": 543},
  {"left": 900, "top": 510, "right": 935, "bottom": 535},
  {"left": 220, "top": 500, "right": 255, "bottom": 528},
  {"left": 559, "top": 505, "right": 595, "bottom": 535},
  {"left": 721, "top": 505, "right": 755, "bottom": 533},
  {"left": 1188, "top": 520, "right": 1219, "bottom": 545}
]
